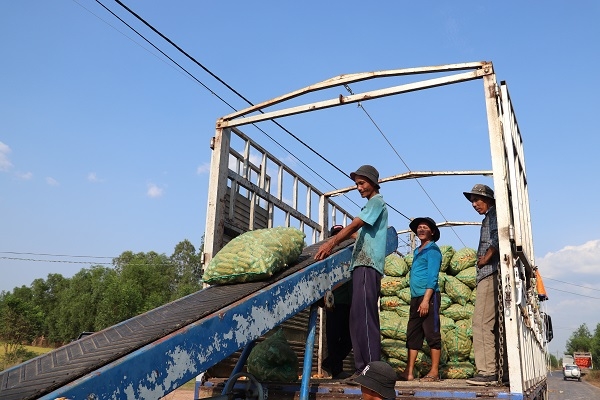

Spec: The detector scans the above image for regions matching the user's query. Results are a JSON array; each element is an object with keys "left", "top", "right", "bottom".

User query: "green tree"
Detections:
[
  {"left": 30, "top": 273, "right": 68, "bottom": 341},
  {"left": 111, "top": 251, "right": 176, "bottom": 311},
  {"left": 170, "top": 239, "right": 203, "bottom": 299},
  {"left": 0, "top": 290, "right": 43, "bottom": 358},
  {"left": 549, "top": 353, "right": 559, "bottom": 369},
  {"left": 566, "top": 324, "right": 592, "bottom": 354},
  {"left": 591, "top": 323, "right": 600, "bottom": 370},
  {"left": 50, "top": 266, "right": 114, "bottom": 342}
]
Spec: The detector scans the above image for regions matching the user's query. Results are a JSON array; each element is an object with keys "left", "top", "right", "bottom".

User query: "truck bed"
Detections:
[{"left": 197, "top": 377, "right": 510, "bottom": 399}]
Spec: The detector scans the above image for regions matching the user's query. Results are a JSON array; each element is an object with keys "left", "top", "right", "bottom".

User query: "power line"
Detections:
[
  {"left": 0, "top": 256, "right": 113, "bottom": 265},
  {"left": 0, "top": 251, "right": 113, "bottom": 259},
  {"left": 97, "top": 0, "right": 365, "bottom": 212},
  {"left": 544, "top": 277, "right": 600, "bottom": 292},
  {"left": 545, "top": 285, "right": 600, "bottom": 300},
  {"left": 343, "top": 84, "right": 468, "bottom": 247}
]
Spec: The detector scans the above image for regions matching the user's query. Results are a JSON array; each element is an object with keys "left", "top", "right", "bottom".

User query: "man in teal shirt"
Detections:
[{"left": 316, "top": 165, "right": 388, "bottom": 379}]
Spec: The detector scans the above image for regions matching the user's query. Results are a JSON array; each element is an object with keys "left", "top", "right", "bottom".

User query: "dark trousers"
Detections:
[
  {"left": 324, "top": 304, "right": 352, "bottom": 376},
  {"left": 406, "top": 292, "right": 442, "bottom": 350},
  {"left": 349, "top": 266, "right": 381, "bottom": 372}
]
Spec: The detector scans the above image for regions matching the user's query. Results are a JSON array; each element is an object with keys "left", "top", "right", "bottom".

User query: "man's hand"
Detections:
[
  {"left": 315, "top": 239, "right": 336, "bottom": 260},
  {"left": 417, "top": 299, "right": 430, "bottom": 317}
]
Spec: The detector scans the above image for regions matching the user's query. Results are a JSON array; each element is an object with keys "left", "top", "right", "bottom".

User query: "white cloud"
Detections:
[
  {"left": 0, "top": 141, "right": 13, "bottom": 171},
  {"left": 537, "top": 240, "right": 600, "bottom": 277},
  {"left": 46, "top": 177, "right": 59, "bottom": 186},
  {"left": 87, "top": 172, "right": 103, "bottom": 183},
  {"left": 147, "top": 183, "right": 164, "bottom": 198},
  {"left": 16, "top": 171, "right": 33, "bottom": 180},
  {"left": 196, "top": 163, "right": 210, "bottom": 175}
]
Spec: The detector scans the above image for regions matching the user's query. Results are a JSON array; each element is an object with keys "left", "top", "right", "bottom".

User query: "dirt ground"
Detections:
[{"left": 161, "top": 388, "right": 195, "bottom": 400}]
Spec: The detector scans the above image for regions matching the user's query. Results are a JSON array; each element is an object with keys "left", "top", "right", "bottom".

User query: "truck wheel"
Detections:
[{"left": 563, "top": 377, "right": 567, "bottom": 380}]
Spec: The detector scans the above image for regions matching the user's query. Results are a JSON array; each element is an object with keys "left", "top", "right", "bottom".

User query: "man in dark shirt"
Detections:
[{"left": 463, "top": 184, "right": 507, "bottom": 386}]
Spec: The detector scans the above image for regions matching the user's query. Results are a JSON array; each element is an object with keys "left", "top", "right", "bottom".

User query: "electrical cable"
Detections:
[{"left": 343, "top": 84, "right": 468, "bottom": 247}]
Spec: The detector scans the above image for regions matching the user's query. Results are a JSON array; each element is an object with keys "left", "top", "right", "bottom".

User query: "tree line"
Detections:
[
  {"left": 562, "top": 323, "right": 600, "bottom": 368},
  {"left": 0, "top": 239, "right": 203, "bottom": 368}
]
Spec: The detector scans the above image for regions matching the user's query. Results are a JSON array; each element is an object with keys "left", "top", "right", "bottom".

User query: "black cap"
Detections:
[{"left": 354, "top": 361, "right": 397, "bottom": 399}]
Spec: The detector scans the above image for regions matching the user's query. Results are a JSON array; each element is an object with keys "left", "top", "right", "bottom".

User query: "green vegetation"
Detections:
[{"left": 0, "top": 239, "right": 203, "bottom": 371}]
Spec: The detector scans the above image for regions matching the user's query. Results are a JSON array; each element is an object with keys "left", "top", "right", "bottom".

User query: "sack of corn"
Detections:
[
  {"left": 442, "top": 303, "right": 475, "bottom": 322},
  {"left": 202, "top": 227, "right": 305, "bottom": 285},
  {"left": 381, "top": 296, "right": 406, "bottom": 310},
  {"left": 384, "top": 253, "right": 409, "bottom": 277},
  {"left": 381, "top": 276, "right": 409, "bottom": 296},
  {"left": 444, "top": 275, "right": 472, "bottom": 306},
  {"left": 455, "top": 267, "right": 477, "bottom": 289},
  {"left": 247, "top": 329, "right": 298, "bottom": 382},
  {"left": 447, "top": 247, "right": 477, "bottom": 275},
  {"left": 380, "top": 310, "right": 409, "bottom": 341},
  {"left": 439, "top": 245, "right": 455, "bottom": 273},
  {"left": 396, "top": 287, "right": 412, "bottom": 304}
]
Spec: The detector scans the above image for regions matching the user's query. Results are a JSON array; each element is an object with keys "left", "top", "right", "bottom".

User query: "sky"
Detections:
[{"left": 1, "top": 1, "right": 599, "bottom": 359}]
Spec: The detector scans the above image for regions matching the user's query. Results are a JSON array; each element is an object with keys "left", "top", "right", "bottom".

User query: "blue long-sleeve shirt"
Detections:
[{"left": 409, "top": 241, "right": 442, "bottom": 298}]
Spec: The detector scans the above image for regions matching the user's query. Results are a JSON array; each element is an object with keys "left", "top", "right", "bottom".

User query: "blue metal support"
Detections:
[
  {"left": 299, "top": 304, "right": 319, "bottom": 400},
  {"left": 222, "top": 341, "right": 257, "bottom": 395}
]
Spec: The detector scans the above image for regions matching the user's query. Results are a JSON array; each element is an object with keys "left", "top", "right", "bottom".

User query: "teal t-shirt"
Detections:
[
  {"left": 409, "top": 241, "right": 442, "bottom": 298},
  {"left": 349, "top": 194, "right": 388, "bottom": 275}
]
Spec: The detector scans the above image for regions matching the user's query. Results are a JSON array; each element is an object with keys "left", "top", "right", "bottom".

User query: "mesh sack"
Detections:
[
  {"left": 447, "top": 247, "right": 477, "bottom": 276},
  {"left": 444, "top": 275, "right": 472, "bottom": 306},
  {"left": 381, "top": 296, "right": 406, "bottom": 310},
  {"left": 440, "top": 361, "right": 475, "bottom": 379},
  {"left": 381, "top": 276, "right": 408, "bottom": 296},
  {"left": 404, "top": 253, "right": 413, "bottom": 268},
  {"left": 384, "top": 253, "right": 409, "bottom": 277},
  {"left": 455, "top": 267, "right": 477, "bottom": 289},
  {"left": 442, "top": 303, "right": 475, "bottom": 322},
  {"left": 396, "top": 287, "right": 412, "bottom": 305},
  {"left": 380, "top": 310, "right": 409, "bottom": 341},
  {"left": 203, "top": 227, "right": 305, "bottom": 284},
  {"left": 439, "top": 245, "right": 455, "bottom": 273},
  {"left": 381, "top": 338, "right": 408, "bottom": 360},
  {"left": 247, "top": 329, "right": 299, "bottom": 382}
]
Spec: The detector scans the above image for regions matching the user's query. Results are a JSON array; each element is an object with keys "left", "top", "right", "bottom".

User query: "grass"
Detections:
[
  {"left": 0, "top": 342, "right": 54, "bottom": 371},
  {"left": 584, "top": 370, "right": 600, "bottom": 388}
]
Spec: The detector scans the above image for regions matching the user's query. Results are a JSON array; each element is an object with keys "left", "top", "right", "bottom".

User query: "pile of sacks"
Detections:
[{"left": 379, "top": 247, "right": 477, "bottom": 379}]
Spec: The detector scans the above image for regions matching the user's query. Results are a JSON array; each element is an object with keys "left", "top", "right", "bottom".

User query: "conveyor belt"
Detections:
[{"left": 0, "top": 239, "right": 354, "bottom": 400}]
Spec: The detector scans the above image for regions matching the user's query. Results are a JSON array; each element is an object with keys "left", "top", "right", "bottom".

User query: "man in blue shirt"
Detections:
[
  {"left": 399, "top": 217, "right": 442, "bottom": 382},
  {"left": 315, "top": 165, "right": 388, "bottom": 380}
]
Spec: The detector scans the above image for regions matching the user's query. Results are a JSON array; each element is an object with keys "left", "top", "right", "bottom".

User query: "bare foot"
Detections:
[{"left": 398, "top": 370, "right": 414, "bottom": 381}]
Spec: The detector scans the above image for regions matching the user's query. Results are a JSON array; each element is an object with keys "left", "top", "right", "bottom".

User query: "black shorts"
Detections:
[{"left": 405, "top": 292, "right": 442, "bottom": 350}]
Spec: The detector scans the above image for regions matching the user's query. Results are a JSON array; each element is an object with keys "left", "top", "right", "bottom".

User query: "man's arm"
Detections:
[{"left": 314, "top": 217, "right": 364, "bottom": 260}]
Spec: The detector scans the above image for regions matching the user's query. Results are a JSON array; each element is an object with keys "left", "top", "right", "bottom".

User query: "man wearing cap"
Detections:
[
  {"left": 462, "top": 184, "right": 508, "bottom": 386},
  {"left": 354, "top": 361, "right": 397, "bottom": 400},
  {"left": 315, "top": 165, "right": 388, "bottom": 379},
  {"left": 399, "top": 217, "right": 442, "bottom": 382}
]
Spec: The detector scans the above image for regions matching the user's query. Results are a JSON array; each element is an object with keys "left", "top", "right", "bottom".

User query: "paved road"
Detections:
[{"left": 547, "top": 371, "right": 600, "bottom": 400}]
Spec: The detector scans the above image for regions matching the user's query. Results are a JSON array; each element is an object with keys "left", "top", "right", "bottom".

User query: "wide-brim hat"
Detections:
[
  {"left": 350, "top": 165, "right": 380, "bottom": 189},
  {"left": 463, "top": 184, "right": 495, "bottom": 202},
  {"left": 354, "top": 361, "right": 397, "bottom": 399},
  {"left": 409, "top": 217, "right": 440, "bottom": 242}
]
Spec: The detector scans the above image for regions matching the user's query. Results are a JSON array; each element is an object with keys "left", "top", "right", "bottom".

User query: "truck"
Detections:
[
  {"left": 200, "top": 61, "right": 550, "bottom": 399},
  {"left": 573, "top": 351, "right": 593, "bottom": 374},
  {"left": 0, "top": 61, "right": 550, "bottom": 400}
]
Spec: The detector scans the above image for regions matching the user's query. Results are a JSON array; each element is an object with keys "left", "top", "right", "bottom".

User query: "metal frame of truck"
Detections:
[{"left": 203, "top": 61, "right": 549, "bottom": 399}]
